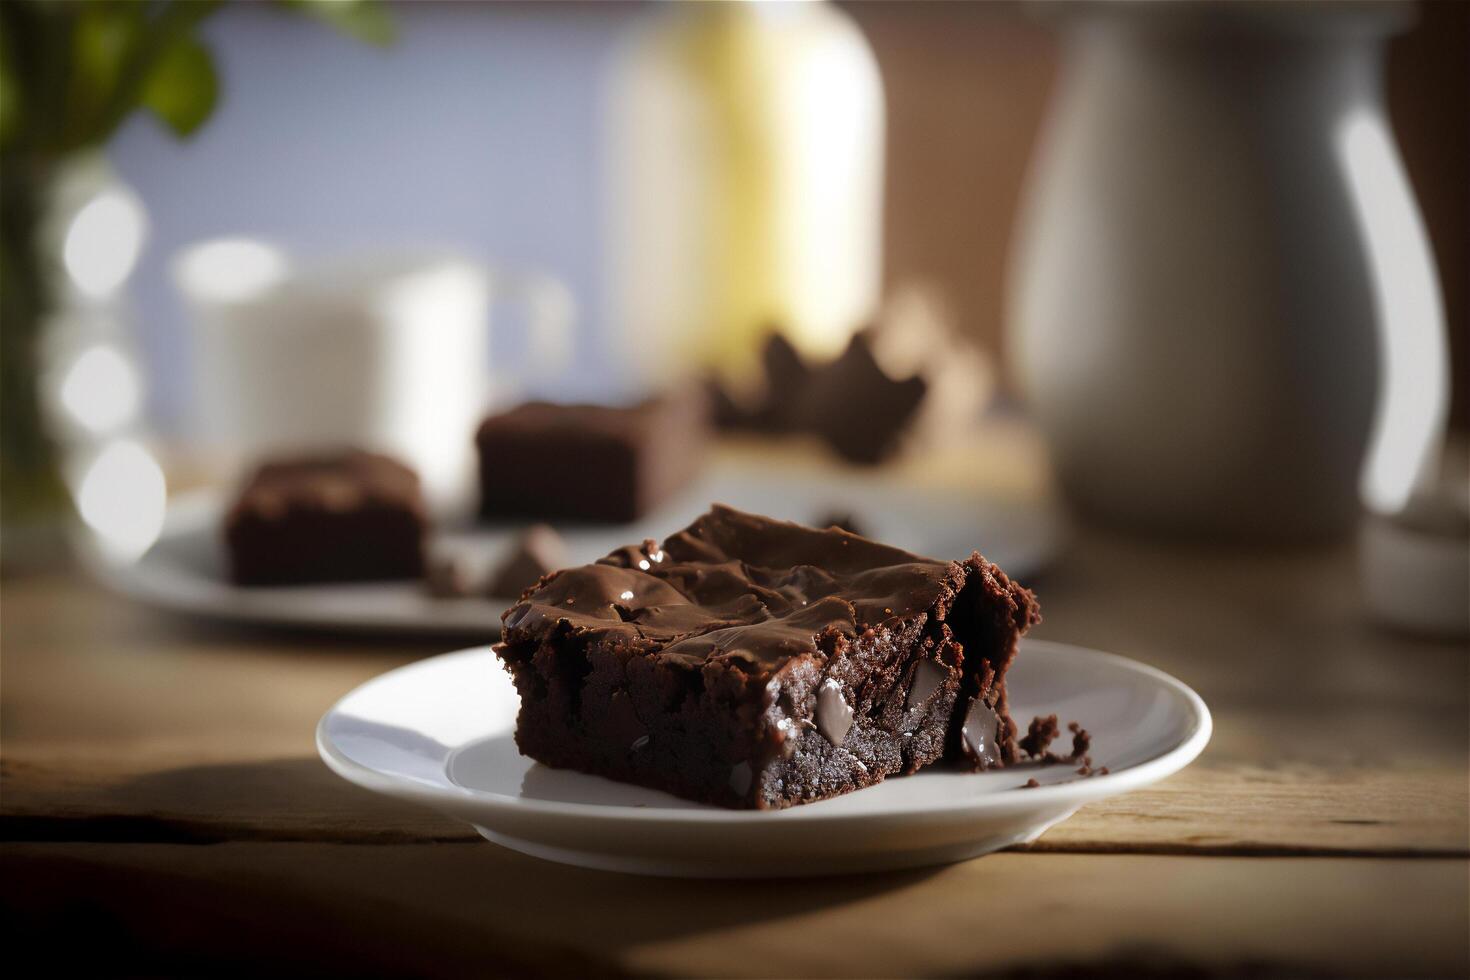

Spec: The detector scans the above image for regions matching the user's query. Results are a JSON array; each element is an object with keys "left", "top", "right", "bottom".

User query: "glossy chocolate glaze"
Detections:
[{"left": 503, "top": 505, "right": 970, "bottom": 675}]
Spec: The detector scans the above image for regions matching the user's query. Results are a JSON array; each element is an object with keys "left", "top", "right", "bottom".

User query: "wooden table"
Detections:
[{"left": 3, "top": 474, "right": 1467, "bottom": 976}]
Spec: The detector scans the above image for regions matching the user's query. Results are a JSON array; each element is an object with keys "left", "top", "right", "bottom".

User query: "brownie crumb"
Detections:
[
  {"left": 1068, "top": 721, "right": 1092, "bottom": 760},
  {"left": 1022, "top": 778, "right": 1041, "bottom": 789},
  {"left": 1018, "top": 714, "right": 1061, "bottom": 758},
  {"left": 1019, "top": 715, "right": 1097, "bottom": 771}
]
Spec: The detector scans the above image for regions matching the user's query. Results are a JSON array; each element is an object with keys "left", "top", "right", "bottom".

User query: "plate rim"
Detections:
[{"left": 316, "top": 639, "right": 1212, "bottom": 824}]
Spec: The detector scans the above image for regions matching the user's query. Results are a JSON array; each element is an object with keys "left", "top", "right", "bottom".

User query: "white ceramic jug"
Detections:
[{"left": 1007, "top": 1, "right": 1447, "bottom": 539}]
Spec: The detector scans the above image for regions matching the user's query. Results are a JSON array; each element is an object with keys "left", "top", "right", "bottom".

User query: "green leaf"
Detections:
[
  {"left": 140, "top": 35, "right": 217, "bottom": 137},
  {"left": 68, "top": 1, "right": 145, "bottom": 144},
  {"left": 0, "top": 24, "right": 19, "bottom": 146},
  {"left": 284, "top": 0, "right": 395, "bottom": 47}
]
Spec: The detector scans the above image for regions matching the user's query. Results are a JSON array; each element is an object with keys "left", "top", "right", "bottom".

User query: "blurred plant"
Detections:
[{"left": 0, "top": 0, "right": 391, "bottom": 524}]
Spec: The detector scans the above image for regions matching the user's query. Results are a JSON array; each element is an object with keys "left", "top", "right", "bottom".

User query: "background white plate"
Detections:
[
  {"left": 90, "top": 457, "right": 1062, "bottom": 637},
  {"left": 317, "top": 639, "right": 1210, "bottom": 877}
]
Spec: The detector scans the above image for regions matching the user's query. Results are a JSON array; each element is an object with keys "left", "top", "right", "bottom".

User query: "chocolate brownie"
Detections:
[
  {"left": 495, "top": 505, "right": 1039, "bottom": 809},
  {"left": 224, "top": 450, "right": 427, "bottom": 586},
  {"left": 476, "top": 392, "right": 706, "bottom": 524}
]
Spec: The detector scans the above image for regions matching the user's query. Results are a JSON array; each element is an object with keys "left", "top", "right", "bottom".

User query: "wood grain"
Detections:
[{"left": 4, "top": 756, "right": 1465, "bottom": 857}]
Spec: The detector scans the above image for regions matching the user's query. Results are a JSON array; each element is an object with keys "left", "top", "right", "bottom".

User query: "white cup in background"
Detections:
[{"left": 173, "top": 240, "right": 573, "bottom": 510}]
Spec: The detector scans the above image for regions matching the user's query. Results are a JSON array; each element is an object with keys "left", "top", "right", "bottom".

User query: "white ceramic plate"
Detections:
[
  {"left": 317, "top": 640, "right": 1210, "bottom": 877},
  {"left": 89, "top": 458, "right": 1061, "bottom": 637}
]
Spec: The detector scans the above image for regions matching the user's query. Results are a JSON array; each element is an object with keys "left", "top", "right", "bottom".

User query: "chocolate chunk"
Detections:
[
  {"left": 729, "top": 761, "right": 753, "bottom": 798},
  {"left": 486, "top": 524, "right": 567, "bottom": 598},
  {"left": 960, "top": 698, "right": 1003, "bottom": 769},
  {"left": 816, "top": 678, "right": 854, "bottom": 746},
  {"left": 906, "top": 659, "right": 946, "bottom": 711}
]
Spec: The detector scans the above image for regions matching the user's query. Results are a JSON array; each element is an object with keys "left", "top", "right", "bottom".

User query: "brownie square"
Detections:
[
  {"left": 224, "top": 450, "right": 427, "bottom": 586},
  {"left": 475, "top": 392, "right": 706, "bottom": 525},
  {"left": 495, "top": 505, "right": 1039, "bottom": 809}
]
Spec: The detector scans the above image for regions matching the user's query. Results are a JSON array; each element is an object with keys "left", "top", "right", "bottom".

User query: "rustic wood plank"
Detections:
[
  {"left": 3, "top": 513, "right": 1467, "bottom": 857},
  {"left": 4, "top": 754, "right": 1466, "bottom": 856},
  {"left": 1026, "top": 763, "right": 1468, "bottom": 856},
  {"left": 3, "top": 842, "right": 1466, "bottom": 978}
]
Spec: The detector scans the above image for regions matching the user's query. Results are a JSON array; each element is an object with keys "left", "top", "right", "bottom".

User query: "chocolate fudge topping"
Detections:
[
  {"left": 504, "top": 505, "right": 971, "bottom": 671},
  {"left": 497, "top": 505, "right": 1041, "bottom": 809}
]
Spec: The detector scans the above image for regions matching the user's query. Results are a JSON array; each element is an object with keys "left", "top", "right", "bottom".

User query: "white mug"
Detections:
[{"left": 173, "top": 240, "right": 573, "bottom": 510}]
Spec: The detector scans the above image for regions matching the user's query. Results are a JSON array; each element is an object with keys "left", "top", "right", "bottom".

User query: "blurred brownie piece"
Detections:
[
  {"left": 224, "top": 450, "right": 427, "bottom": 586},
  {"left": 486, "top": 524, "right": 567, "bottom": 598},
  {"left": 792, "top": 331, "right": 927, "bottom": 464},
  {"left": 711, "top": 290, "right": 990, "bottom": 465},
  {"left": 709, "top": 329, "right": 929, "bottom": 464},
  {"left": 707, "top": 332, "right": 811, "bottom": 433},
  {"left": 476, "top": 392, "right": 706, "bottom": 524},
  {"left": 424, "top": 554, "right": 477, "bottom": 598},
  {"left": 496, "top": 505, "right": 1040, "bottom": 809}
]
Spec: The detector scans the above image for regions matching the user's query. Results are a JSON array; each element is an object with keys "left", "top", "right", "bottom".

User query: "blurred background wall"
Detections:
[{"left": 109, "top": 0, "right": 1466, "bottom": 437}]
